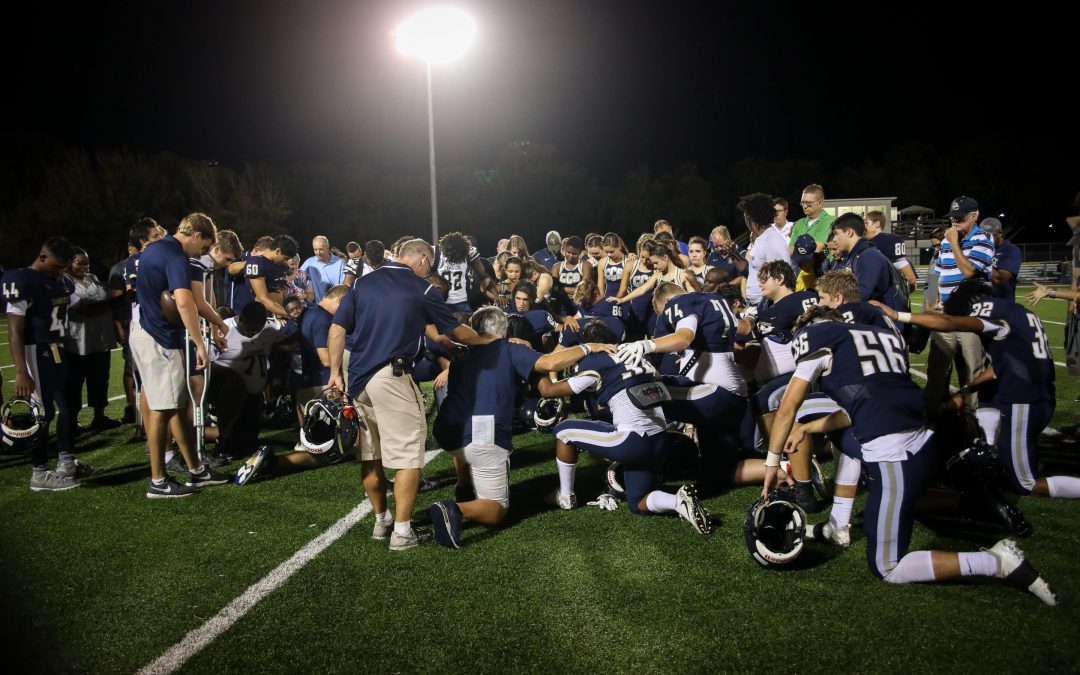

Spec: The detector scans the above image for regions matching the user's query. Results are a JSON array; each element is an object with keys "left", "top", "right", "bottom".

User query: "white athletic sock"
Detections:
[
  {"left": 376, "top": 510, "right": 393, "bottom": 525},
  {"left": 959, "top": 551, "right": 1000, "bottom": 578},
  {"left": 164, "top": 450, "right": 175, "bottom": 463},
  {"left": 1046, "top": 476, "right": 1080, "bottom": 499},
  {"left": 645, "top": 491, "right": 677, "bottom": 513},
  {"left": 829, "top": 496, "right": 854, "bottom": 530},
  {"left": 835, "top": 453, "right": 862, "bottom": 485},
  {"left": 189, "top": 463, "right": 206, "bottom": 475},
  {"left": 152, "top": 477, "right": 167, "bottom": 486},
  {"left": 393, "top": 521, "right": 412, "bottom": 536},
  {"left": 884, "top": 551, "right": 936, "bottom": 584},
  {"left": 556, "top": 459, "right": 577, "bottom": 496}
]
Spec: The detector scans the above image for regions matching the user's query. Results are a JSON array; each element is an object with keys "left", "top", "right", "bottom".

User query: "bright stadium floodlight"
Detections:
[
  {"left": 395, "top": 7, "right": 476, "bottom": 65},
  {"left": 395, "top": 7, "right": 476, "bottom": 245}
]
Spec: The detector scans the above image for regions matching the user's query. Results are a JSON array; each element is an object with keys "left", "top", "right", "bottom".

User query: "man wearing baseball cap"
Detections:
[
  {"left": 791, "top": 233, "right": 818, "bottom": 291},
  {"left": 533, "top": 231, "right": 563, "bottom": 272},
  {"left": 981, "top": 218, "right": 1022, "bottom": 302},
  {"left": 925, "top": 196, "right": 995, "bottom": 419}
]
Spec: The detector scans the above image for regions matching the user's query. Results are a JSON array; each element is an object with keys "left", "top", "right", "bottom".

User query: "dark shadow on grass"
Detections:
[{"left": 916, "top": 514, "right": 1011, "bottom": 547}]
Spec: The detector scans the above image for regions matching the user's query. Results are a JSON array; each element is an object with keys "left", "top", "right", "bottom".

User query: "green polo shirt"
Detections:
[{"left": 789, "top": 211, "right": 836, "bottom": 248}]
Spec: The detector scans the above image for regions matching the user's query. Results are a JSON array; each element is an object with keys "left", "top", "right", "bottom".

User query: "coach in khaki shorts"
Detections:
[{"left": 327, "top": 239, "right": 493, "bottom": 551}]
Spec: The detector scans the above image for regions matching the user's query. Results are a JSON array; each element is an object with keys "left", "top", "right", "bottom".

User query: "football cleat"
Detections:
[
  {"left": 428, "top": 500, "right": 464, "bottom": 549},
  {"left": 545, "top": 489, "right": 577, "bottom": 510},
  {"left": 675, "top": 485, "right": 712, "bottom": 535},
  {"left": 235, "top": 446, "right": 274, "bottom": 486},
  {"left": 744, "top": 489, "right": 808, "bottom": 569},
  {"left": 985, "top": 539, "right": 1056, "bottom": 606},
  {"left": 791, "top": 481, "right": 825, "bottom": 514}
]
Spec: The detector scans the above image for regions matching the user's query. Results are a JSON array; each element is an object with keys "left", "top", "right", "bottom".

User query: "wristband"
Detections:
[
  {"left": 765, "top": 451, "right": 782, "bottom": 468},
  {"left": 580, "top": 344, "right": 592, "bottom": 356},
  {"left": 895, "top": 311, "right": 912, "bottom": 323},
  {"left": 1051, "top": 288, "right": 1058, "bottom": 299}
]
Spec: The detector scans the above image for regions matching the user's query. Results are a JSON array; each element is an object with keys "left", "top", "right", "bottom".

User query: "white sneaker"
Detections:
[
  {"left": 372, "top": 518, "right": 394, "bottom": 541},
  {"left": 29, "top": 470, "right": 79, "bottom": 492},
  {"left": 674, "top": 485, "right": 712, "bottom": 535},
  {"left": 545, "top": 489, "right": 576, "bottom": 510},
  {"left": 985, "top": 539, "right": 1057, "bottom": 606}
]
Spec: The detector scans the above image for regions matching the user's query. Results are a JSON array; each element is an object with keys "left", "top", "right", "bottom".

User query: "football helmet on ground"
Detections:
[
  {"left": 1, "top": 397, "right": 45, "bottom": 452},
  {"left": 744, "top": 489, "right": 808, "bottom": 569}
]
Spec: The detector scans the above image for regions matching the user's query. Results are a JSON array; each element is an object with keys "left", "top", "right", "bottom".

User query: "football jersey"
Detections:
[
  {"left": 214, "top": 316, "right": 297, "bottom": 394},
  {"left": 244, "top": 255, "right": 287, "bottom": 295},
  {"left": 567, "top": 352, "right": 666, "bottom": 434},
  {"left": 603, "top": 259, "right": 625, "bottom": 297},
  {"left": 755, "top": 291, "right": 819, "bottom": 344},
  {"left": 836, "top": 301, "right": 903, "bottom": 340},
  {"left": 869, "top": 232, "right": 909, "bottom": 267},
  {"left": 227, "top": 252, "right": 254, "bottom": 312},
  {"left": 556, "top": 261, "right": 584, "bottom": 289},
  {"left": 1, "top": 267, "right": 74, "bottom": 345},
  {"left": 560, "top": 300, "right": 625, "bottom": 347},
  {"left": 969, "top": 297, "right": 1055, "bottom": 405},
  {"left": 791, "top": 320, "right": 924, "bottom": 444},
  {"left": 510, "top": 308, "right": 558, "bottom": 352},
  {"left": 436, "top": 247, "right": 479, "bottom": 306},
  {"left": 753, "top": 290, "right": 818, "bottom": 380},
  {"left": 433, "top": 340, "right": 540, "bottom": 450},
  {"left": 654, "top": 292, "right": 745, "bottom": 394}
]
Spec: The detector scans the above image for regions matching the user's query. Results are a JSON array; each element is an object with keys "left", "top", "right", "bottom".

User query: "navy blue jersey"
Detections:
[
  {"left": 333, "top": 262, "right": 460, "bottom": 396},
  {"left": 990, "top": 240, "right": 1022, "bottom": 302},
  {"left": 227, "top": 252, "right": 253, "bottom": 312},
  {"left": 570, "top": 351, "right": 657, "bottom": 406},
  {"left": 555, "top": 261, "right": 585, "bottom": 290},
  {"left": 433, "top": 340, "right": 540, "bottom": 450},
  {"left": 296, "top": 305, "right": 333, "bottom": 388},
  {"left": 603, "top": 259, "right": 625, "bottom": 297},
  {"left": 869, "top": 232, "right": 908, "bottom": 265},
  {"left": 755, "top": 291, "right": 818, "bottom": 344},
  {"left": 627, "top": 260, "right": 653, "bottom": 291},
  {"left": 843, "top": 239, "right": 907, "bottom": 312},
  {"left": 135, "top": 235, "right": 191, "bottom": 349},
  {"left": 1, "top": 267, "right": 74, "bottom": 345},
  {"left": 188, "top": 256, "right": 212, "bottom": 284},
  {"left": 837, "top": 301, "right": 903, "bottom": 339},
  {"left": 969, "top": 297, "right": 1055, "bottom": 405},
  {"left": 792, "top": 320, "right": 924, "bottom": 442},
  {"left": 654, "top": 292, "right": 738, "bottom": 353},
  {"left": 561, "top": 299, "right": 625, "bottom": 347},
  {"left": 244, "top": 255, "right": 287, "bottom": 294},
  {"left": 510, "top": 308, "right": 557, "bottom": 352}
]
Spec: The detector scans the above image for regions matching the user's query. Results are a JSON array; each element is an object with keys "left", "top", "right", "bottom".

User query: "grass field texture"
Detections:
[{"left": 1, "top": 288, "right": 1079, "bottom": 673}]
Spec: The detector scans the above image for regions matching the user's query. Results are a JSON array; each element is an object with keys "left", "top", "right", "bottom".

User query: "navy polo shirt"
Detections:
[
  {"left": 333, "top": 262, "right": 461, "bottom": 396},
  {"left": 297, "top": 304, "right": 334, "bottom": 388},
  {"left": 136, "top": 235, "right": 190, "bottom": 349},
  {"left": 990, "top": 239, "right": 1022, "bottom": 302}
]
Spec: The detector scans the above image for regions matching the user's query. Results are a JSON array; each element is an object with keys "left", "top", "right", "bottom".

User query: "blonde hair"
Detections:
[{"left": 176, "top": 212, "right": 217, "bottom": 239}]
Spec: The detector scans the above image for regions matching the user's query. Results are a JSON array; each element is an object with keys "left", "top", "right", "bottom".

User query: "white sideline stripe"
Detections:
[{"left": 137, "top": 448, "right": 444, "bottom": 675}]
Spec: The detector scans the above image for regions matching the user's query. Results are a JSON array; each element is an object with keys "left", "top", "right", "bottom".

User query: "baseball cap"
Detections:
[
  {"left": 979, "top": 217, "right": 1003, "bottom": 234},
  {"left": 545, "top": 230, "right": 562, "bottom": 245},
  {"left": 946, "top": 196, "right": 979, "bottom": 219},
  {"left": 792, "top": 234, "right": 817, "bottom": 265}
]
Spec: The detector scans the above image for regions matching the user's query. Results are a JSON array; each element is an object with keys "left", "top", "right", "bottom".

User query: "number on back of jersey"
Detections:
[{"left": 851, "top": 329, "right": 906, "bottom": 376}]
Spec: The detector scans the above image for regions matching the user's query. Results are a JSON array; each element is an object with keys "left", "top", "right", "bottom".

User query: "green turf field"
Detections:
[{"left": 2, "top": 290, "right": 1079, "bottom": 673}]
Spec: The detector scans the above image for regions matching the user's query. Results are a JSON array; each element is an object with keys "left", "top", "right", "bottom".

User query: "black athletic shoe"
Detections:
[
  {"left": 428, "top": 500, "right": 464, "bottom": 549},
  {"left": 186, "top": 465, "right": 230, "bottom": 488},
  {"left": 147, "top": 477, "right": 198, "bottom": 499}
]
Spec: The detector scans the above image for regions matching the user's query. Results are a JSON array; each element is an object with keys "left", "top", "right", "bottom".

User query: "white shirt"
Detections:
[
  {"left": 745, "top": 225, "right": 790, "bottom": 303},
  {"left": 780, "top": 220, "right": 794, "bottom": 240},
  {"left": 213, "top": 316, "right": 293, "bottom": 394}
]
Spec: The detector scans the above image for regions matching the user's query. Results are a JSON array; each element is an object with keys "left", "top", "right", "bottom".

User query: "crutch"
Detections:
[{"left": 184, "top": 269, "right": 214, "bottom": 462}]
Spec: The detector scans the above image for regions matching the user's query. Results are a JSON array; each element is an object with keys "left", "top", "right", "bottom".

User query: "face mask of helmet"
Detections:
[
  {"left": 744, "top": 490, "right": 807, "bottom": 569},
  {"left": 300, "top": 389, "right": 359, "bottom": 455},
  {"left": 1, "top": 397, "right": 44, "bottom": 451}
]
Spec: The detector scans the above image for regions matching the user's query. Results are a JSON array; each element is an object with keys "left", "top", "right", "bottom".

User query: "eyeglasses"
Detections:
[
  {"left": 949, "top": 215, "right": 969, "bottom": 223},
  {"left": 799, "top": 200, "right": 819, "bottom": 207},
  {"left": 774, "top": 208, "right": 787, "bottom": 214}
]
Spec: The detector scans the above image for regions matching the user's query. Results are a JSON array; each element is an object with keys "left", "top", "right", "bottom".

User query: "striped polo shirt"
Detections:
[{"left": 934, "top": 224, "right": 994, "bottom": 300}]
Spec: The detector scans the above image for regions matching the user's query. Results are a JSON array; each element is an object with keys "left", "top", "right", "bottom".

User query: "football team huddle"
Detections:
[{"left": 2, "top": 184, "right": 1075, "bottom": 607}]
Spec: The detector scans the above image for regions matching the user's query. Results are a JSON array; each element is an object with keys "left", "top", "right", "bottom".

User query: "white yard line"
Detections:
[{"left": 137, "top": 448, "right": 443, "bottom": 675}]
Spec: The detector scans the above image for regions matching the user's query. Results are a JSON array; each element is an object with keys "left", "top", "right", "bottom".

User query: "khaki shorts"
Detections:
[
  {"left": 129, "top": 321, "right": 188, "bottom": 411},
  {"left": 354, "top": 364, "right": 426, "bottom": 469},
  {"left": 449, "top": 443, "right": 511, "bottom": 508}
]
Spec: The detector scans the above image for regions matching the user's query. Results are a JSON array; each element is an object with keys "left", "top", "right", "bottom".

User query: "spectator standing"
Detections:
[
  {"left": 300, "top": 236, "right": 345, "bottom": 302},
  {"left": 65, "top": 248, "right": 120, "bottom": 430}
]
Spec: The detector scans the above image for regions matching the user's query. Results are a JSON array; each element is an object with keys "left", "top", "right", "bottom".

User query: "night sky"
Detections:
[{"left": 5, "top": 1, "right": 1077, "bottom": 222}]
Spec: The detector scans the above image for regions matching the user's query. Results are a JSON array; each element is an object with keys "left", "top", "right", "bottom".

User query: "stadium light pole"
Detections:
[{"left": 395, "top": 7, "right": 476, "bottom": 246}]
